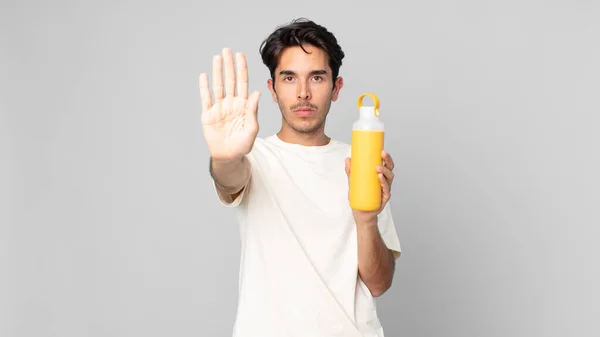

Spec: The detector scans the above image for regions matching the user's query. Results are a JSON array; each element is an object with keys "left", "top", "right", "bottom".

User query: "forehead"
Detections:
[{"left": 276, "top": 45, "right": 330, "bottom": 72}]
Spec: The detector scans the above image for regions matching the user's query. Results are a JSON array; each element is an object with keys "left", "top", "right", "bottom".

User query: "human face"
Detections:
[{"left": 268, "top": 44, "right": 343, "bottom": 137}]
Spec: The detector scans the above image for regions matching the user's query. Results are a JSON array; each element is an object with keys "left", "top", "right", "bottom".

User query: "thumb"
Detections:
[
  {"left": 345, "top": 157, "right": 351, "bottom": 200},
  {"left": 344, "top": 157, "right": 351, "bottom": 178},
  {"left": 246, "top": 91, "right": 261, "bottom": 122}
]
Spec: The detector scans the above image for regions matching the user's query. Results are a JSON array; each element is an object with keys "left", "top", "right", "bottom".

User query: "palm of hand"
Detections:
[{"left": 199, "top": 48, "right": 261, "bottom": 161}]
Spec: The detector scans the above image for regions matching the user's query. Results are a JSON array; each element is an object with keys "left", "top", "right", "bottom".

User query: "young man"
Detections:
[{"left": 199, "top": 18, "right": 401, "bottom": 337}]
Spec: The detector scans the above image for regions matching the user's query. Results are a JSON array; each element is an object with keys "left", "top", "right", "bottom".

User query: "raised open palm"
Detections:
[{"left": 199, "top": 48, "right": 261, "bottom": 161}]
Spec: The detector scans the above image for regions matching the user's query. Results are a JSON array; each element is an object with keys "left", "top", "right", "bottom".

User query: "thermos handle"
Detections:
[{"left": 357, "top": 93, "right": 380, "bottom": 117}]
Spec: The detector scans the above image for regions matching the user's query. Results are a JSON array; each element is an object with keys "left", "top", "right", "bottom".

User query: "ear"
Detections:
[
  {"left": 267, "top": 79, "right": 278, "bottom": 103},
  {"left": 331, "top": 76, "right": 344, "bottom": 102}
]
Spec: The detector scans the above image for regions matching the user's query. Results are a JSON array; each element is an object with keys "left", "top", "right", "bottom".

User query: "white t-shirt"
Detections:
[{"left": 213, "top": 134, "right": 401, "bottom": 337}]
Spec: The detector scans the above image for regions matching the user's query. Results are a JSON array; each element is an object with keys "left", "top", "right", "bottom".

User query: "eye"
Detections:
[
  {"left": 312, "top": 75, "right": 323, "bottom": 81},
  {"left": 283, "top": 76, "right": 294, "bottom": 82}
]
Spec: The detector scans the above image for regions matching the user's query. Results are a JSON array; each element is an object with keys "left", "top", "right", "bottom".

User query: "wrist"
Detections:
[
  {"left": 354, "top": 216, "right": 378, "bottom": 229},
  {"left": 209, "top": 155, "right": 249, "bottom": 190},
  {"left": 211, "top": 155, "right": 245, "bottom": 166}
]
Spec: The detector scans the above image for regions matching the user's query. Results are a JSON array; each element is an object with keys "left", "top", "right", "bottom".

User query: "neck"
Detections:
[{"left": 276, "top": 126, "right": 330, "bottom": 146}]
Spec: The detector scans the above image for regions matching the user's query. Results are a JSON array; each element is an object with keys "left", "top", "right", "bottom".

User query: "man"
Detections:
[{"left": 199, "top": 18, "right": 401, "bottom": 337}]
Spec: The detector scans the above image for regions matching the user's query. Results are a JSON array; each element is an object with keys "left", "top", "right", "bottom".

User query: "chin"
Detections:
[
  {"left": 291, "top": 122, "right": 325, "bottom": 134},
  {"left": 283, "top": 113, "right": 325, "bottom": 133}
]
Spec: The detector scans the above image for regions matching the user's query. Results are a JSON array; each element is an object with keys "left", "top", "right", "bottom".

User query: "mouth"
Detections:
[{"left": 293, "top": 107, "right": 315, "bottom": 117}]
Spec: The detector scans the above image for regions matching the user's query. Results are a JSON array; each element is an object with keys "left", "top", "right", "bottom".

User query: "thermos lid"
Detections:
[{"left": 357, "top": 93, "right": 380, "bottom": 120}]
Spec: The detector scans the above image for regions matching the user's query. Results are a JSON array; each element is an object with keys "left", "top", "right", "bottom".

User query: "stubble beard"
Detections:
[{"left": 277, "top": 97, "right": 332, "bottom": 136}]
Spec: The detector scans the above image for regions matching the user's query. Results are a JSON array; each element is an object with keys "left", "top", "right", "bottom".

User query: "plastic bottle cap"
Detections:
[{"left": 360, "top": 106, "right": 377, "bottom": 120}]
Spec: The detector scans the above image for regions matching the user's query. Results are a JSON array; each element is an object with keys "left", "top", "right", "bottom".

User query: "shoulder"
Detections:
[
  {"left": 251, "top": 135, "right": 278, "bottom": 151},
  {"left": 331, "top": 138, "right": 350, "bottom": 148},
  {"left": 247, "top": 135, "right": 278, "bottom": 160},
  {"left": 329, "top": 139, "right": 351, "bottom": 157},
  {"left": 245, "top": 135, "right": 283, "bottom": 170}
]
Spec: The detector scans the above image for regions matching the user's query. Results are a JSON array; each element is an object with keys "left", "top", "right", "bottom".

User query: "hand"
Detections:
[
  {"left": 199, "top": 48, "right": 262, "bottom": 162},
  {"left": 345, "top": 150, "right": 396, "bottom": 225}
]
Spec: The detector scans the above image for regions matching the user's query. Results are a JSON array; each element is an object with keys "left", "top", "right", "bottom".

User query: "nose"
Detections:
[{"left": 297, "top": 81, "right": 311, "bottom": 100}]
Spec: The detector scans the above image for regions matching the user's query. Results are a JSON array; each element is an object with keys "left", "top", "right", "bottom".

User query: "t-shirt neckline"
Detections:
[{"left": 267, "top": 134, "right": 339, "bottom": 152}]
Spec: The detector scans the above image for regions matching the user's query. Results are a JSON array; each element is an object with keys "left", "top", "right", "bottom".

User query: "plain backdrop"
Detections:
[{"left": 2, "top": 0, "right": 599, "bottom": 336}]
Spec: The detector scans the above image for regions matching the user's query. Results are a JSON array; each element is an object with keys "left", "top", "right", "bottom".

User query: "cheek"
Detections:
[
  {"left": 275, "top": 85, "right": 297, "bottom": 102},
  {"left": 310, "top": 85, "right": 332, "bottom": 101}
]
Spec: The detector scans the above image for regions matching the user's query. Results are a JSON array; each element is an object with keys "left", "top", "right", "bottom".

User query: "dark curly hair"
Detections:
[{"left": 259, "top": 18, "right": 345, "bottom": 88}]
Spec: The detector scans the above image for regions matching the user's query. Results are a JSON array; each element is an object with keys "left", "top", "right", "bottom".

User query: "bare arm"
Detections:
[
  {"left": 346, "top": 150, "right": 398, "bottom": 297},
  {"left": 356, "top": 218, "right": 395, "bottom": 297},
  {"left": 210, "top": 155, "right": 251, "bottom": 200}
]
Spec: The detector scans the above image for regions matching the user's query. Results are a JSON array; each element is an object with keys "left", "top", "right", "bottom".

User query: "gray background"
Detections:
[{"left": 2, "top": 0, "right": 599, "bottom": 336}]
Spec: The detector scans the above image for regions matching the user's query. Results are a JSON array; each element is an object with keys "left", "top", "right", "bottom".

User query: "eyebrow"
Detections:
[{"left": 279, "top": 69, "right": 328, "bottom": 76}]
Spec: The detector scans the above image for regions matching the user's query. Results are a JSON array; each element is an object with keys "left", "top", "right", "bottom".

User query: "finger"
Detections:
[
  {"left": 223, "top": 48, "right": 236, "bottom": 97},
  {"left": 199, "top": 73, "right": 212, "bottom": 113},
  {"left": 212, "top": 54, "right": 224, "bottom": 102},
  {"left": 379, "top": 173, "right": 391, "bottom": 201},
  {"left": 376, "top": 165, "right": 395, "bottom": 184},
  {"left": 236, "top": 52, "right": 248, "bottom": 99},
  {"left": 382, "top": 150, "right": 395, "bottom": 171},
  {"left": 344, "top": 157, "right": 351, "bottom": 177},
  {"left": 245, "top": 91, "right": 261, "bottom": 128}
]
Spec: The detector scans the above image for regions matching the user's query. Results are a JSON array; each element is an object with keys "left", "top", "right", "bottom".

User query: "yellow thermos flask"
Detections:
[{"left": 349, "top": 93, "right": 385, "bottom": 211}]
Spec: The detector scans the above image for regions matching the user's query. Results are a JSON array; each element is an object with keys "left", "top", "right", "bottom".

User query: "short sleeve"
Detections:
[
  {"left": 345, "top": 146, "right": 352, "bottom": 158},
  {"left": 213, "top": 177, "right": 250, "bottom": 207},
  {"left": 377, "top": 203, "right": 402, "bottom": 259}
]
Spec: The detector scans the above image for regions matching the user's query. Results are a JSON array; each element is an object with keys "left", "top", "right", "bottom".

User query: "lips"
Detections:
[{"left": 294, "top": 107, "right": 314, "bottom": 117}]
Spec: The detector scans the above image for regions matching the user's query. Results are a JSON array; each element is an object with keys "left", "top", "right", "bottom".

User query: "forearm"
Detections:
[
  {"left": 356, "top": 218, "right": 395, "bottom": 297},
  {"left": 210, "top": 155, "right": 251, "bottom": 194}
]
